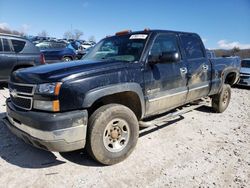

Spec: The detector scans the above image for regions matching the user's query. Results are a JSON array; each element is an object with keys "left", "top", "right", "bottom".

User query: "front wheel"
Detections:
[
  {"left": 87, "top": 104, "right": 139, "bottom": 165},
  {"left": 212, "top": 84, "right": 231, "bottom": 113}
]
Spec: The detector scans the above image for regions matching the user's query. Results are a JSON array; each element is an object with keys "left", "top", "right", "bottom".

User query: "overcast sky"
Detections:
[{"left": 0, "top": 0, "right": 250, "bottom": 49}]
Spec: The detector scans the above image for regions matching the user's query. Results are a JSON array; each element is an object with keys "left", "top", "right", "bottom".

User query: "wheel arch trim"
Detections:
[{"left": 82, "top": 83, "right": 145, "bottom": 118}]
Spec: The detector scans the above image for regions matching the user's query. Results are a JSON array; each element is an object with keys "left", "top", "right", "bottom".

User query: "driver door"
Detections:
[{"left": 143, "top": 33, "right": 188, "bottom": 116}]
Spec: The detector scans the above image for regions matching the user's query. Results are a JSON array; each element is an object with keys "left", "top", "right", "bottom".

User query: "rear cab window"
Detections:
[
  {"left": 0, "top": 38, "right": 3, "bottom": 51},
  {"left": 2, "top": 38, "right": 11, "bottom": 52},
  {"left": 180, "top": 34, "right": 205, "bottom": 59},
  {"left": 11, "top": 39, "right": 26, "bottom": 53}
]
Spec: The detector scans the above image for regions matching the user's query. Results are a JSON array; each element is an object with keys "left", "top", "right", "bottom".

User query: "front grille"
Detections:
[
  {"left": 9, "top": 82, "right": 35, "bottom": 110},
  {"left": 9, "top": 82, "right": 35, "bottom": 95},
  {"left": 10, "top": 95, "right": 32, "bottom": 110}
]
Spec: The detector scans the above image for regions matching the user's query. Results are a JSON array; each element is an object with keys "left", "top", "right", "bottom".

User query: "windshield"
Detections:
[
  {"left": 83, "top": 34, "right": 148, "bottom": 62},
  {"left": 241, "top": 60, "right": 250, "bottom": 68}
]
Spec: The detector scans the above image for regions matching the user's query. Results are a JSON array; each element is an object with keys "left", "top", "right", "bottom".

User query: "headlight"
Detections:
[
  {"left": 34, "top": 82, "right": 62, "bottom": 112},
  {"left": 33, "top": 100, "right": 60, "bottom": 112},
  {"left": 36, "top": 82, "right": 62, "bottom": 95}
]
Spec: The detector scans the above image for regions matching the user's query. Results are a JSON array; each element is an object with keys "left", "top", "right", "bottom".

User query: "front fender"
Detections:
[{"left": 82, "top": 83, "right": 145, "bottom": 118}]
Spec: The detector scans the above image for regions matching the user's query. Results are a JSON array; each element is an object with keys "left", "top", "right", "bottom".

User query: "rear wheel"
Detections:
[
  {"left": 212, "top": 84, "right": 231, "bottom": 113},
  {"left": 87, "top": 104, "right": 139, "bottom": 165},
  {"left": 62, "top": 56, "right": 72, "bottom": 62}
]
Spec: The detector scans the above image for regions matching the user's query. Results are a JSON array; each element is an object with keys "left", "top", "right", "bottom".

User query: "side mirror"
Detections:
[
  {"left": 148, "top": 51, "right": 180, "bottom": 65},
  {"left": 160, "top": 51, "right": 180, "bottom": 63},
  {"left": 148, "top": 54, "right": 160, "bottom": 65}
]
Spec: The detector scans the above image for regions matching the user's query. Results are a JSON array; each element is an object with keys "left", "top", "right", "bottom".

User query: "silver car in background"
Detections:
[{"left": 238, "top": 59, "right": 250, "bottom": 86}]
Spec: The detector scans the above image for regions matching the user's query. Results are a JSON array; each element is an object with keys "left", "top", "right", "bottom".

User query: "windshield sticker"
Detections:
[{"left": 129, "top": 34, "right": 148, "bottom": 40}]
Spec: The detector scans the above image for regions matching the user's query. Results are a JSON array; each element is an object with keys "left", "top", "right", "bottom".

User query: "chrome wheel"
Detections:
[
  {"left": 222, "top": 90, "right": 229, "bottom": 105},
  {"left": 103, "top": 118, "right": 130, "bottom": 152},
  {"left": 63, "top": 57, "right": 71, "bottom": 62},
  {"left": 212, "top": 84, "right": 231, "bottom": 113}
]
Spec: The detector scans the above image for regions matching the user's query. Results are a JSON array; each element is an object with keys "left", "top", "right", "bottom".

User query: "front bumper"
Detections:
[{"left": 4, "top": 100, "right": 88, "bottom": 152}]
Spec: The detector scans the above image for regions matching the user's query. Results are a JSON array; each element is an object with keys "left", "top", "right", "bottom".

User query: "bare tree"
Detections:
[
  {"left": 38, "top": 30, "right": 48, "bottom": 37},
  {"left": 74, "top": 29, "right": 84, "bottom": 40},
  {"left": 12, "top": 30, "right": 20, "bottom": 35},
  {"left": 63, "top": 31, "right": 74, "bottom": 39},
  {"left": 0, "top": 28, "right": 23, "bottom": 36},
  {"left": 63, "top": 29, "right": 84, "bottom": 40},
  {"left": 232, "top": 46, "right": 240, "bottom": 56},
  {"left": 0, "top": 28, "right": 11, "bottom": 34},
  {"left": 88, "top": 35, "right": 96, "bottom": 42}
]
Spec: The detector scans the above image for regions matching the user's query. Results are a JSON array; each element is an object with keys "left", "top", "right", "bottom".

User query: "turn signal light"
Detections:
[
  {"left": 54, "top": 83, "right": 62, "bottom": 95},
  {"left": 52, "top": 100, "right": 60, "bottom": 112}
]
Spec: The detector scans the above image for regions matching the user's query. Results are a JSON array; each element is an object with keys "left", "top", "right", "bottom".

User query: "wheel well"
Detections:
[
  {"left": 12, "top": 65, "right": 33, "bottom": 72},
  {"left": 62, "top": 56, "right": 73, "bottom": 60},
  {"left": 224, "top": 72, "right": 237, "bottom": 86},
  {"left": 88, "top": 92, "right": 142, "bottom": 120}
]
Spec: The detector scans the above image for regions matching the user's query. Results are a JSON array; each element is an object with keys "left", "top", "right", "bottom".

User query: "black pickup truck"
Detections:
[{"left": 3, "top": 29, "right": 240, "bottom": 165}]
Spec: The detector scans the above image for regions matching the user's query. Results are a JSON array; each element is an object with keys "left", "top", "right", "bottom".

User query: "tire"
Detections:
[
  {"left": 212, "top": 84, "right": 231, "bottom": 113},
  {"left": 62, "top": 57, "right": 72, "bottom": 62},
  {"left": 87, "top": 104, "right": 139, "bottom": 165}
]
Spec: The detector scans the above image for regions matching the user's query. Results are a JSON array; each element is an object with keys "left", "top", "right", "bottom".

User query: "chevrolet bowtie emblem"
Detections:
[{"left": 10, "top": 89, "right": 18, "bottom": 98}]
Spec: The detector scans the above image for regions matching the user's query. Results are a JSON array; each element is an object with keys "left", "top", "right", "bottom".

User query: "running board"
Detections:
[{"left": 139, "top": 100, "right": 209, "bottom": 128}]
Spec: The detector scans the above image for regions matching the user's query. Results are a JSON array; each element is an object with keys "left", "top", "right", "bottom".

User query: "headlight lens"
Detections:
[
  {"left": 33, "top": 100, "right": 60, "bottom": 112},
  {"left": 34, "top": 82, "right": 61, "bottom": 112},
  {"left": 36, "top": 82, "right": 62, "bottom": 95}
]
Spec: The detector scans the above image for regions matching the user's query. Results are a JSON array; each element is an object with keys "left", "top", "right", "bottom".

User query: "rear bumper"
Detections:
[
  {"left": 238, "top": 77, "right": 250, "bottom": 86},
  {"left": 4, "top": 100, "right": 88, "bottom": 152}
]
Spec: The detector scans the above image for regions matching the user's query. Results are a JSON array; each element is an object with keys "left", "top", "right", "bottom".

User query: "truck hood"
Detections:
[{"left": 11, "top": 60, "right": 132, "bottom": 84}]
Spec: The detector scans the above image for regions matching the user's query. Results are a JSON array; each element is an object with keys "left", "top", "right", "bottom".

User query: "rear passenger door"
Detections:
[
  {"left": 180, "top": 34, "right": 211, "bottom": 102},
  {"left": 0, "top": 38, "right": 17, "bottom": 81}
]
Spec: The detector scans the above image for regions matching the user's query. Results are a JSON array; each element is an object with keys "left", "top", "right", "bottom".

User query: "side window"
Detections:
[
  {"left": 150, "top": 34, "right": 180, "bottom": 58},
  {"left": 2, "top": 38, "right": 11, "bottom": 52},
  {"left": 0, "top": 39, "right": 3, "bottom": 52},
  {"left": 11, "top": 39, "right": 26, "bottom": 53},
  {"left": 181, "top": 34, "right": 204, "bottom": 59},
  {"left": 100, "top": 41, "right": 118, "bottom": 52}
]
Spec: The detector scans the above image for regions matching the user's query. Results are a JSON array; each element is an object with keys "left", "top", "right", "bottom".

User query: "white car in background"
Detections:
[{"left": 81, "top": 41, "right": 94, "bottom": 49}]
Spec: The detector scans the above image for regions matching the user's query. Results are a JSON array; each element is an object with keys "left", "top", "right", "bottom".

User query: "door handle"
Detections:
[
  {"left": 203, "top": 65, "right": 209, "bottom": 71},
  {"left": 180, "top": 67, "right": 187, "bottom": 74}
]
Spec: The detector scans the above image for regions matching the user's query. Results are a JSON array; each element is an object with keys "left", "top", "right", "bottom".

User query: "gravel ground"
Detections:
[{"left": 0, "top": 84, "right": 249, "bottom": 188}]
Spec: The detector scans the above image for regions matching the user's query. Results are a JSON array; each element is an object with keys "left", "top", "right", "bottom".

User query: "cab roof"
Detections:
[{"left": 114, "top": 29, "right": 198, "bottom": 36}]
